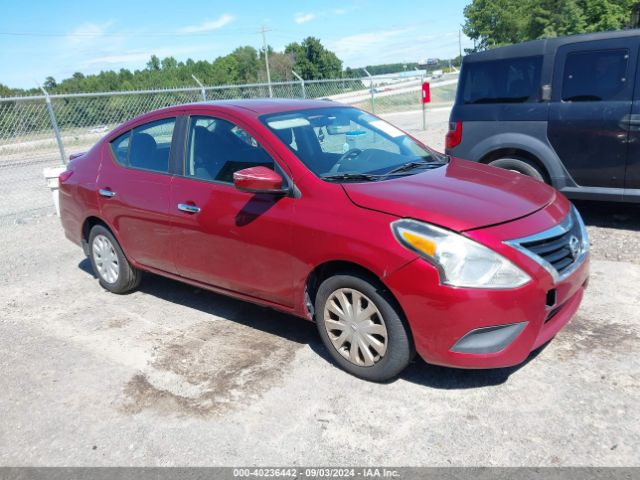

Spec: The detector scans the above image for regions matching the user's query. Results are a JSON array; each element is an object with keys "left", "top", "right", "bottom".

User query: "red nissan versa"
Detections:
[{"left": 58, "top": 99, "right": 590, "bottom": 382}]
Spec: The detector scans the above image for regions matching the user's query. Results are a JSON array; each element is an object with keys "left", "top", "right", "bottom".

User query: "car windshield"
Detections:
[{"left": 261, "top": 107, "right": 446, "bottom": 182}]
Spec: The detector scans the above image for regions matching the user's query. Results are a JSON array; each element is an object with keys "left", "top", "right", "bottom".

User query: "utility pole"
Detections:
[
  {"left": 459, "top": 30, "right": 463, "bottom": 66},
  {"left": 260, "top": 25, "right": 273, "bottom": 98}
]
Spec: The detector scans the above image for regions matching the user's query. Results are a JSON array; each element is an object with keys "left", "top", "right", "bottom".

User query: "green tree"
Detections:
[
  {"left": 0, "top": 83, "right": 14, "bottom": 97},
  {"left": 464, "top": 0, "right": 640, "bottom": 50},
  {"left": 528, "top": 0, "right": 586, "bottom": 39},
  {"left": 285, "top": 37, "right": 342, "bottom": 80},
  {"left": 43, "top": 76, "right": 57, "bottom": 90},
  {"left": 230, "top": 46, "right": 260, "bottom": 83},
  {"left": 463, "top": 0, "right": 529, "bottom": 49},
  {"left": 146, "top": 55, "right": 161, "bottom": 71}
]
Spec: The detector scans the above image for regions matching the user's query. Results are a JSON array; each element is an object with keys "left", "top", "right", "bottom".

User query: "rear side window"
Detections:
[
  {"left": 561, "top": 49, "right": 629, "bottom": 102},
  {"left": 109, "top": 118, "right": 176, "bottom": 173},
  {"left": 110, "top": 132, "right": 130, "bottom": 166},
  {"left": 461, "top": 56, "right": 543, "bottom": 104},
  {"left": 129, "top": 118, "right": 176, "bottom": 173}
]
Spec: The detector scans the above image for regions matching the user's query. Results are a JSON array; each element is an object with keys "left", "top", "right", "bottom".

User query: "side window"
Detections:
[
  {"left": 562, "top": 49, "right": 629, "bottom": 102},
  {"left": 461, "top": 56, "right": 543, "bottom": 104},
  {"left": 186, "top": 116, "right": 274, "bottom": 183},
  {"left": 110, "top": 131, "right": 130, "bottom": 166},
  {"left": 128, "top": 118, "right": 176, "bottom": 173}
]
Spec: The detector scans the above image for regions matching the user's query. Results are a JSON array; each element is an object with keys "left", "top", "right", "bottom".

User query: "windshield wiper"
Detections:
[
  {"left": 320, "top": 172, "right": 381, "bottom": 182},
  {"left": 383, "top": 160, "right": 439, "bottom": 177}
]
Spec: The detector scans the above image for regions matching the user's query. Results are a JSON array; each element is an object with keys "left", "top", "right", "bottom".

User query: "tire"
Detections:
[
  {"left": 488, "top": 157, "right": 546, "bottom": 183},
  {"left": 314, "top": 272, "right": 413, "bottom": 382},
  {"left": 88, "top": 225, "right": 141, "bottom": 294}
]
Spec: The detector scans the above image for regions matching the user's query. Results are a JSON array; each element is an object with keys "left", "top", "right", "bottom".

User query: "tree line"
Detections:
[
  {"left": 463, "top": 0, "right": 640, "bottom": 50},
  {"left": 0, "top": 37, "right": 344, "bottom": 97}
]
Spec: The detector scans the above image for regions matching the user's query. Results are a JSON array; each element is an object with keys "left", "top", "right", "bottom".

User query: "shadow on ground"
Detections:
[
  {"left": 79, "top": 258, "right": 544, "bottom": 390},
  {"left": 574, "top": 200, "right": 640, "bottom": 231}
]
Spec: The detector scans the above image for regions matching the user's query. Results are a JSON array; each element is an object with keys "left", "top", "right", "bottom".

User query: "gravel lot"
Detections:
[{"left": 0, "top": 109, "right": 639, "bottom": 466}]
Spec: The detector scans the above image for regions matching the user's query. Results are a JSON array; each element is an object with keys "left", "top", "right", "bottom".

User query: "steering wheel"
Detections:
[{"left": 329, "top": 148, "right": 363, "bottom": 174}]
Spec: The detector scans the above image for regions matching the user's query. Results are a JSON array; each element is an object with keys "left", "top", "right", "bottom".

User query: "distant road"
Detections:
[{"left": 327, "top": 75, "right": 458, "bottom": 104}]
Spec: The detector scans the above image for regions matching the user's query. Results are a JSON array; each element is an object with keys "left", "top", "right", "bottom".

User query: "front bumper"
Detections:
[{"left": 384, "top": 205, "right": 590, "bottom": 369}]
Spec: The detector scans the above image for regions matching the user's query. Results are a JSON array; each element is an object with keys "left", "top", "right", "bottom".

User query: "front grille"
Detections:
[
  {"left": 519, "top": 219, "right": 583, "bottom": 275},
  {"left": 506, "top": 206, "right": 588, "bottom": 283}
]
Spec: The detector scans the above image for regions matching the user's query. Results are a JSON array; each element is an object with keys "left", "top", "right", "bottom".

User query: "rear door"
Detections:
[
  {"left": 97, "top": 116, "right": 181, "bottom": 274},
  {"left": 169, "top": 113, "right": 296, "bottom": 307},
  {"left": 548, "top": 38, "right": 637, "bottom": 189}
]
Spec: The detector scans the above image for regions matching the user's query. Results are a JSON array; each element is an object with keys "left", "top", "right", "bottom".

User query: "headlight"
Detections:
[{"left": 391, "top": 219, "right": 531, "bottom": 289}]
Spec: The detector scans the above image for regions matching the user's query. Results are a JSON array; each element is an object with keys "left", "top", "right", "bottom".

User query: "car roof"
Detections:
[
  {"left": 464, "top": 29, "right": 640, "bottom": 62},
  {"left": 105, "top": 98, "right": 346, "bottom": 141},
  {"left": 150, "top": 98, "right": 342, "bottom": 118},
  {"left": 202, "top": 98, "right": 340, "bottom": 114}
]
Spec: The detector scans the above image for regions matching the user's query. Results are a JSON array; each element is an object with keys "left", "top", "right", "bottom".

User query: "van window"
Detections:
[
  {"left": 561, "top": 49, "right": 629, "bottom": 102},
  {"left": 461, "top": 56, "right": 543, "bottom": 104}
]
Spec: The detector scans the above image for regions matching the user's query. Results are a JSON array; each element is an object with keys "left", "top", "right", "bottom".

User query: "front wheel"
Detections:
[
  {"left": 488, "top": 157, "right": 546, "bottom": 183},
  {"left": 314, "top": 273, "right": 413, "bottom": 382},
  {"left": 88, "top": 225, "right": 141, "bottom": 294}
]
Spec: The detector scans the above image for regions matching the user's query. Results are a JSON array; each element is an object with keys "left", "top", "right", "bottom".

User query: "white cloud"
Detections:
[
  {"left": 328, "top": 28, "right": 473, "bottom": 67},
  {"left": 64, "top": 21, "right": 115, "bottom": 46},
  {"left": 294, "top": 13, "right": 315, "bottom": 24},
  {"left": 180, "top": 14, "right": 235, "bottom": 33},
  {"left": 329, "top": 28, "right": 413, "bottom": 58},
  {"left": 83, "top": 45, "right": 214, "bottom": 67}
]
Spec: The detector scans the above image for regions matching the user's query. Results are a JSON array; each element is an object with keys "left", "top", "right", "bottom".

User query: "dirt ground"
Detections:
[{"left": 0, "top": 108, "right": 639, "bottom": 466}]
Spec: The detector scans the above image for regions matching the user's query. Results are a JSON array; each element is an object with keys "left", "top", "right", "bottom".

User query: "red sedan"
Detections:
[{"left": 59, "top": 100, "right": 590, "bottom": 381}]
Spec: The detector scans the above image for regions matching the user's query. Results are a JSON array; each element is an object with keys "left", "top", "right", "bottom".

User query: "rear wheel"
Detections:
[
  {"left": 488, "top": 157, "right": 546, "bottom": 183},
  {"left": 88, "top": 225, "right": 141, "bottom": 294},
  {"left": 314, "top": 273, "right": 413, "bottom": 382}
]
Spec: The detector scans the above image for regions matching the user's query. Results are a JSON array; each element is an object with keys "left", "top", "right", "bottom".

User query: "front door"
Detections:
[
  {"left": 548, "top": 38, "right": 637, "bottom": 189},
  {"left": 169, "top": 114, "right": 296, "bottom": 307}
]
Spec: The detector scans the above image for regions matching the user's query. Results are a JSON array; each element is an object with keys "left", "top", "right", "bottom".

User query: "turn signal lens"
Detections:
[
  {"left": 392, "top": 219, "right": 531, "bottom": 289},
  {"left": 399, "top": 230, "right": 437, "bottom": 257}
]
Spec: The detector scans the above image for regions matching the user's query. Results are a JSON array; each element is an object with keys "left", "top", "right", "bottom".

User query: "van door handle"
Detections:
[
  {"left": 177, "top": 203, "right": 201, "bottom": 214},
  {"left": 99, "top": 188, "right": 116, "bottom": 198}
]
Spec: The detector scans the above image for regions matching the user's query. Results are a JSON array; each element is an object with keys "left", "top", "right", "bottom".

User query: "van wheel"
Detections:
[
  {"left": 314, "top": 273, "right": 413, "bottom": 382},
  {"left": 489, "top": 157, "right": 546, "bottom": 183},
  {"left": 88, "top": 225, "right": 141, "bottom": 294}
]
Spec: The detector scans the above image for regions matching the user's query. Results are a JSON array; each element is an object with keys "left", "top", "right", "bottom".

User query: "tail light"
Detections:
[
  {"left": 59, "top": 170, "right": 74, "bottom": 183},
  {"left": 445, "top": 121, "right": 463, "bottom": 150}
]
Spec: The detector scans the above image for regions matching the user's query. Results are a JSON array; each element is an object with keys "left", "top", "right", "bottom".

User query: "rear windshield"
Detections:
[{"left": 460, "top": 56, "right": 543, "bottom": 104}]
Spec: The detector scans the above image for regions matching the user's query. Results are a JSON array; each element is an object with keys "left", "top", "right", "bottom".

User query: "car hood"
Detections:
[{"left": 342, "top": 158, "right": 557, "bottom": 232}]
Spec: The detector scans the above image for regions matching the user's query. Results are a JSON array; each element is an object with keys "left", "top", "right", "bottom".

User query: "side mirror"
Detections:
[{"left": 233, "top": 166, "right": 288, "bottom": 195}]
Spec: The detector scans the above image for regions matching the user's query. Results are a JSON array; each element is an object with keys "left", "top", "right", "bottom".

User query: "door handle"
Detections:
[
  {"left": 621, "top": 114, "right": 640, "bottom": 131},
  {"left": 177, "top": 203, "right": 201, "bottom": 214},
  {"left": 99, "top": 188, "right": 116, "bottom": 198}
]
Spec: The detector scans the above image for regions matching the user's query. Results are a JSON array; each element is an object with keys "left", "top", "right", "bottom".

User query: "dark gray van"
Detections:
[{"left": 446, "top": 29, "right": 640, "bottom": 202}]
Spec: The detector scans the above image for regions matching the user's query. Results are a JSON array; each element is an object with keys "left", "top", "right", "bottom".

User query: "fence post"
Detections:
[
  {"left": 363, "top": 68, "right": 375, "bottom": 114},
  {"left": 40, "top": 86, "right": 67, "bottom": 165},
  {"left": 292, "top": 70, "right": 306, "bottom": 99},
  {"left": 191, "top": 75, "right": 207, "bottom": 101}
]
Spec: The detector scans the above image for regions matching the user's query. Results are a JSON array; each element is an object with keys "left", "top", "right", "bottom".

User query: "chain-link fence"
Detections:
[{"left": 0, "top": 74, "right": 457, "bottom": 225}]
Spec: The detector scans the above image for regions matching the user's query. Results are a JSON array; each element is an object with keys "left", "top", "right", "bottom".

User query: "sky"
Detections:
[{"left": 0, "top": 0, "right": 473, "bottom": 89}]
